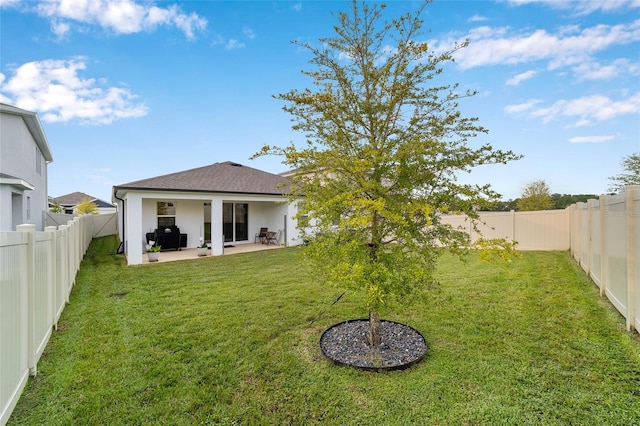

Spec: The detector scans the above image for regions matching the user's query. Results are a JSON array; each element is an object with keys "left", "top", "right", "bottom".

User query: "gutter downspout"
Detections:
[{"left": 113, "top": 188, "right": 125, "bottom": 254}]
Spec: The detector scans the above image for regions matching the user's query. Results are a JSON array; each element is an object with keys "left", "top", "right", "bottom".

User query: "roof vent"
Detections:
[{"left": 230, "top": 162, "right": 242, "bottom": 167}]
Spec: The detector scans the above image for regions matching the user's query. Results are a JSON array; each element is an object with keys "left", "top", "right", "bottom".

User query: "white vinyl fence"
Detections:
[
  {"left": 441, "top": 209, "right": 570, "bottom": 251},
  {"left": 569, "top": 186, "right": 639, "bottom": 332},
  {"left": 441, "top": 186, "right": 639, "bottom": 333},
  {"left": 0, "top": 213, "right": 116, "bottom": 426}
]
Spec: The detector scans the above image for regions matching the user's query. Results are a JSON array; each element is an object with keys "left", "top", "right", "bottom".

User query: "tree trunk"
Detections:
[{"left": 368, "top": 311, "right": 381, "bottom": 346}]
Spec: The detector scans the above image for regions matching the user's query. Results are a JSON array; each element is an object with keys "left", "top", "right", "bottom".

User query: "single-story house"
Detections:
[
  {"left": 51, "top": 191, "right": 117, "bottom": 214},
  {"left": 112, "top": 161, "right": 303, "bottom": 265}
]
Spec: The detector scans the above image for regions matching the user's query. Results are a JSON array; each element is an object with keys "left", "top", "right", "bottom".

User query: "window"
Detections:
[
  {"left": 26, "top": 196, "right": 31, "bottom": 221},
  {"left": 223, "top": 203, "right": 248, "bottom": 242},
  {"left": 157, "top": 201, "right": 176, "bottom": 229}
]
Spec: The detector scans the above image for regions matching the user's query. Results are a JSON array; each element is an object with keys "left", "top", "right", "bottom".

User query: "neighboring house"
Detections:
[
  {"left": 52, "top": 191, "right": 117, "bottom": 214},
  {"left": 112, "top": 161, "right": 303, "bottom": 265},
  {"left": 0, "top": 103, "right": 53, "bottom": 231}
]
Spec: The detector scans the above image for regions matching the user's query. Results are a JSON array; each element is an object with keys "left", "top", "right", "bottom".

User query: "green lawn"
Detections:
[{"left": 9, "top": 235, "right": 640, "bottom": 425}]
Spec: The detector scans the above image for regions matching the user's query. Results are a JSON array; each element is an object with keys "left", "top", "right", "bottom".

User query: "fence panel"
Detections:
[
  {"left": 1, "top": 215, "right": 102, "bottom": 426},
  {"left": 633, "top": 188, "right": 640, "bottom": 332},
  {"left": 579, "top": 204, "right": 590, "bottom": 269},
  {"left": 92, "top": 213, "right": 117, "bottom": 238},
  {"left": 0, "top": 233, "right": 29, "bottom": 426},
  {"left": 571, "top": 204, "right": 581, "bottom": 263},
  {"left": 588, "top": 199, "right": 602, "bottom": 288},
  {"left": 54, "top": 226, "right": 68, "bottom": 323},
  {"left": 514, "top": 209, "right": 570, "bottom": 250},
  {"left": 441, "top": 210, "right": 570, "bottom": 250},
  {"left": 472, "top": 211, "right": 515, "bottom": 243},
  {"left": 34, "top": 232, "right": 54, "bottom": 365},
  {"left": 603, "top": 194, "right": 629, "bottom": 317}
]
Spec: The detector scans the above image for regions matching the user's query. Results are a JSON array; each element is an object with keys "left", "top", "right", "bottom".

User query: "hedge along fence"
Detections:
[{"left": 0, "top": 213, "right": 116, "bottom": 426}]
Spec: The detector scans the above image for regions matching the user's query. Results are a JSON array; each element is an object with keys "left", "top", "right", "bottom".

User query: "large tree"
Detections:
[
  {"left": 608, "top": 152, "right": 640, "bottom": 193},
  {"left": 516, "top": 180, "right": 554, "bottom": 211},
  {"left": 254, "top": 1, "right": 520, "bottom": 343}
]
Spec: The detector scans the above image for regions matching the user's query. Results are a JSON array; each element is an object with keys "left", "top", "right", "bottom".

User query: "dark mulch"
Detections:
[{"left": 319, "top": 319, "right": 427, "bottom": 371}]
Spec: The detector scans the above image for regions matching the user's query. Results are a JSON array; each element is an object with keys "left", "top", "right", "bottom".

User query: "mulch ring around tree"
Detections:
[{"left": 319, "top": 319, "right": 427, "bottom": 371}]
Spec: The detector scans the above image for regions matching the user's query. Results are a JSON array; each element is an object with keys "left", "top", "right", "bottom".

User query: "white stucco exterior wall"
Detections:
[
  {"left": 116, "top": 187, "right": 304, "bottom": 265},
  {"left": 124, "top": 193, "right": 143, "bottom": 265}
]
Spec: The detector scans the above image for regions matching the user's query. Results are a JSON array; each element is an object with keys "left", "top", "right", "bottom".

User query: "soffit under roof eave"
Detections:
[
  {"left": 112, "top": 186, "right": 288, "bottom": 198},
  {"left": 0, "top": 177, "right": 36, "bottom": 191}
]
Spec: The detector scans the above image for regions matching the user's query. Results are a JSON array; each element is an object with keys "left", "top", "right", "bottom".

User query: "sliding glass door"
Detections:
[{"left": 223, "top": 203, "right": 248, "bottom": 243}]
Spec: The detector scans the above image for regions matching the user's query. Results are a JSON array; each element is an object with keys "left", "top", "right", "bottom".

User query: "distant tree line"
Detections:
[
  {"left": 487, "top": 193, "right": 598, "bottom": 212},
  {"left": 486, "top": 151, "right": 639, "bottom": 212}
]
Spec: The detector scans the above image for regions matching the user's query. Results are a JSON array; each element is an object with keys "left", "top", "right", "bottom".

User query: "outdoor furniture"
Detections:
[
  {"left": 147, "top": 225, "right": 187, "bottom": 251},
  {"left": 255, "top": 227, "right": 268, "bottom": 243},
  {"left": 265, "top": 230, "right": 279, "bottom": 245}
]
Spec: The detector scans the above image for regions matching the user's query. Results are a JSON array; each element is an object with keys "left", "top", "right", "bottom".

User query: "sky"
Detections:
[{"left": 1, "top": 0, "right": 639, "bottom": 204}]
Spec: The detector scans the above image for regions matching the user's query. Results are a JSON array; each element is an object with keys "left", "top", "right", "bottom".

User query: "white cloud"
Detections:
[
  {"left": 504, "top": 99, "right": 542, "bottom": 114},
  {"left": 568, "top": 135, "right": 615, "bottom": 144},
  {"left": 506, "top": 70, "right": 537, "bottom": 86},
  {"left": 51, "top": 20, "right": 71, "bottom": 38},
  {"left": 528, "top": 92, "right": 640, "bottom": 126},
  {"left": 14, "top": 0, "right": 208, "bottom": 39},
  {"left": 225, "top": 39, "right": 245, "bottom": 50},
  {"left": 572, "top": 58, "right": 638, "bottom": 81},
  {"left": 506, "top": 0, "right": 640, "bottom": 16},
  {"left": 439, "top": 20, "right": 640, "bottom": 73},
  {"left": 468, "top": 15, "right": 488, "bottom": 23},
  {"left": 243, "top": 28, "right": 256, "bottom": 40},
  {"left": 0, "top": 58, "right": 148, "bottom": 125},
  {"left": 0, "top": 0, "right": 21, "bottom": 7}
]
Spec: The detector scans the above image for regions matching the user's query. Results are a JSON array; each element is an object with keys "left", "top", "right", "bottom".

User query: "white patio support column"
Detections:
[
  {"left": 126, "top": 193, "right": 143, "bottom": 265},
  {"left": 286, "top": 200, "right": 302, "bottom": 246},
  {"left": 210, "top": 198, "right": 224, "bottom": 256}
]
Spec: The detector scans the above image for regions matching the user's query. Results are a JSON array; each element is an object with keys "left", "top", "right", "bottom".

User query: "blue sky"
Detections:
[{"left": 1, "top": 0, "right": 638, "bottom": 203}]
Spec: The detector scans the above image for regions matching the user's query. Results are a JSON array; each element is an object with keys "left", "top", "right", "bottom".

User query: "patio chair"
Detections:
[
  {"left": 255, "top": 227, "right": 268, "bottom": 243},
  {"left": 265, "top": 230, "right": 280, "bottom": 245}
]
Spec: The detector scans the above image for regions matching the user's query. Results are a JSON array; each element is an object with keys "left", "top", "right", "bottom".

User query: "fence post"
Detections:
[
  {"left": 574, "top": 202, "right": 583, "bottom": 264},
  {"left": 45, "top": 226, "right": 58, "bottom": 330},
  {"left": 626, "top": 186, "right": 638, "bottom": 332},
  {"left": 56, "top": 224, "right": 68, "bottom": 303},
  {"left": 587, "top": 199, "right": 598, "bottom": 277},
  {"left": 17, "top": 224, "right": 37, "bottom": 376},
  {"left": 67, "top": 220, "right": 76, "bottom": 289},
  {"left": 599, "top": 194, "right": 607, "bottom": 297},
  {"left": 510, "top": 209, "right": 516, "bottom": 243}
]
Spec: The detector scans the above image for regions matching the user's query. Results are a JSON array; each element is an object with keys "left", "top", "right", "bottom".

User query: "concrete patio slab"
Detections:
[{"left": 141, "top": 242, "right": 283, "bottom": 264}]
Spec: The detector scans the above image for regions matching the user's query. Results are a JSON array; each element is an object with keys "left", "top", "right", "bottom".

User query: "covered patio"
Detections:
[
  {"left": 112, "top": 161, "right": 303, "bottom": 266},
  {"left": 141, "top": 242, "right": 284, "bottom": 264}
]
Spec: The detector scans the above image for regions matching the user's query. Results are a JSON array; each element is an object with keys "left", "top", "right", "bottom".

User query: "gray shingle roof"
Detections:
[
  {"left": 114, "top": 161, "right": 290, "bottom": 195},
  {"left": 53, "top": 191, "right": 115, "bottom": 207},
  {"left": 54, "top": 191, "right": 94, "bottom": 205}
]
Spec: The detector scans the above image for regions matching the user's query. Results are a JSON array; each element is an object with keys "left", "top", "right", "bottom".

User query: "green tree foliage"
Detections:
[
  {"left": 49, "top": 201, "right": 64, "bottom": 213},
  {"left": 516, "top": 180, "right": 554, "bottom": 211},
  {"left": 488, "top": 194, "right": 597, "bottom": 211},
  {"left": 254, "top": 1, "right": 520, "bottom": 332},
  {"left": 608, "top": 152, "right": 640, "bottom": 193},
  {"left": 75, "top": 198, "right": 99, "bottom": 215},
  {"left": 488, "top": 199, "right": 518, "bottom": 211},
  {"left": 551, "top": 193, "right": 597, "bottom": 209}
]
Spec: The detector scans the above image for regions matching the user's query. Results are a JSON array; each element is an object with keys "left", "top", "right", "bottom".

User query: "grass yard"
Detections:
[{"left": 9, "top": 235, "right": 640, "bottom": 425}]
